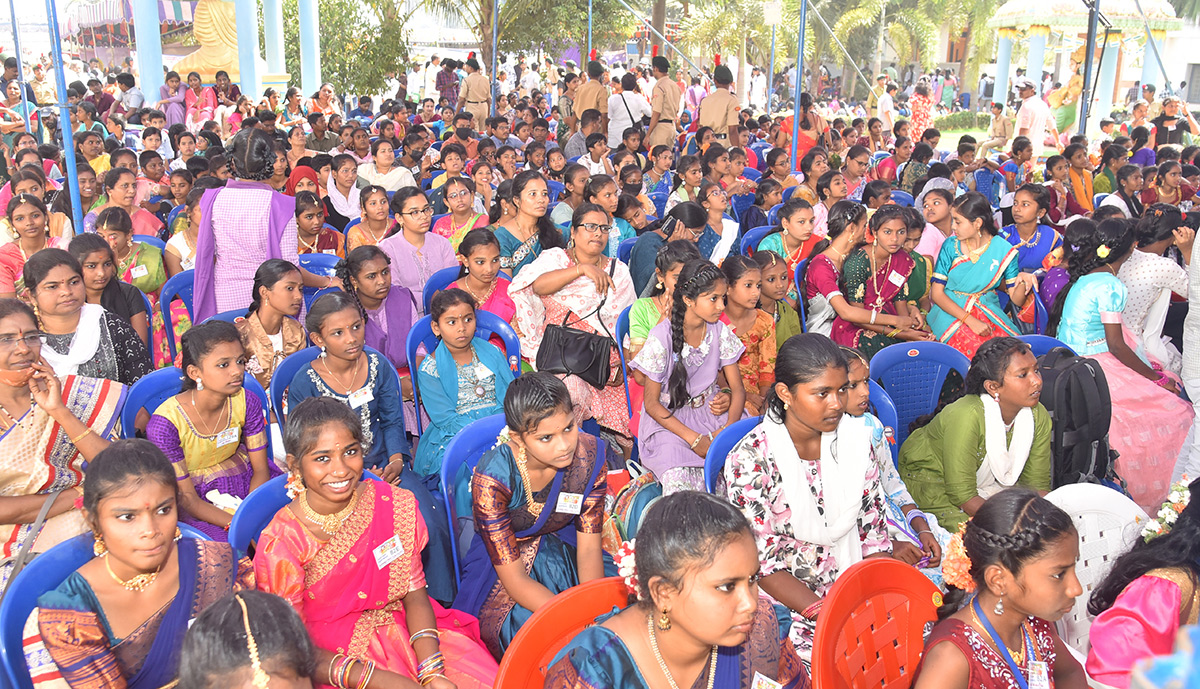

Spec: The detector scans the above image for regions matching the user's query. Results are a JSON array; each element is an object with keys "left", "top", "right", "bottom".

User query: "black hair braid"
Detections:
[
  {"left": 334, "top": 258, "right": 367, "bottom": 321},
  {"left": 1046, "top": 238, "right": 1102, "bottom": 337},
  {"left": 666, "top": 261, "right": 724, "bottom": 410},
  {"left": 795, "top": 238, "right": 830, "bottom": 318}
]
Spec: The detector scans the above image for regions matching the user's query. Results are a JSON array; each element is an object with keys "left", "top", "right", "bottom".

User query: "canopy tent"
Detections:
[{"left": 59, "top": 0, "right": 197, "bottom": 36}]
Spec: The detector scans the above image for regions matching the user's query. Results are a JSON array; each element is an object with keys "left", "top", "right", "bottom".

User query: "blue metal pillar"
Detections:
[
  {"left": 264, "top": 0, "right": 285, "bottom": 75},
  {"left": 1141, "top": 37, "right": 1162, "bottom": 88},
  {"left": 768, "top": 26, "right": 776, "bottom": 116},
  {"left": 44, "top": 0, "right": 83, "bottom": 234},
  {"left": 132, "top": 0, "right": 163, "bottom": 107},
  {"left": 790, "top": 0, "right": 808, "bottom": 173},
  {"left": 1027, "top": 31, "right": 1048, "bottom": 95},
  {"left": 588, "top": 0, "right": 594, "bottom": 60},
  {"left": 994, "top": 33, "right": 1013, "bottom": 111},
  {"left": 298, "top": 0, "right": 321, "bottom": 93},
  {"left": 235, "top": 0, "right": 262, "bottom": 99},
  {"left": 491, "top": 0, "right": 499, "bottom": 116},
  {"left": 1095, "top": 40, "right": 1120, "bottom": 123},
  {"left": 7, "top": 0, "right": 28, "bottom": 131}
]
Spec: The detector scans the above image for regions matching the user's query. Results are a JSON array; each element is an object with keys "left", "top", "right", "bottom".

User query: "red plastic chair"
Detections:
[
  {"left": 811, "top": 559, "right": 941, "bottom": 689},
  {"left": 495, "top": 577, "right": 630, "bottom": 688}
]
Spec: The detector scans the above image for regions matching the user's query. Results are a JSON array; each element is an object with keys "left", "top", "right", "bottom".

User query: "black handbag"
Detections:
[{"left": 535, "top": 259, "right": 617, "bottom": 389}]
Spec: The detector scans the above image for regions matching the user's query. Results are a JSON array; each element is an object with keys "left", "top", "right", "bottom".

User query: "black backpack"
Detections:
[{"left": 1036, "top": 348, "right": 1124, "bottom": 490}]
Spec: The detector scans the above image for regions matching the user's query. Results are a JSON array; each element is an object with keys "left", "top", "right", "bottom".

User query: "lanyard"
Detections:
[{"left": 971, "top": 596, "right": 1031, "bottom": 689}]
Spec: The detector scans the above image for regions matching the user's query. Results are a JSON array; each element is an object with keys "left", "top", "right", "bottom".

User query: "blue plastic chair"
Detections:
[
  {"left": 648, "top": 191, "right": 668, "bottom": 218},
  {"left": 121, "top": 368, "right": 269, "bottom": 440},
  {"left": 431, "top": 213, "right": 450, "bottom": 227},
  {"left": 0, "top": 529, "right": 209, "bottom": 689},
  {"left": 868, "top": 380, "right": 901, "bottom": 468},
  {"left": 165, "top": 204, "right": 185, "bottom": 232},
  {"left": 618, "top": 237, "right": 638, "bottom": 264},
  {"left": 703, "top": 416, "right": 762, "bottom": 493},
  {"left": 871, "top": 150, "right": 891, "bottom": 164},
  {"left": 405, "top": 312, "right": 522, "bottom": 434},
  {"left": 344, "top": 217, "right": 362, "bottom": 233},
  {"left": 567, "top": 155, "right": 582, "bottom": 164},
  {"left": 228, "top": 471, "right": 382, "bottom": 557},
  {"left": 546, "top": 179, "right": 565, "bottom": 202},
  {"left": 269, "top": 346, "right": 321, "bottom": 428},
  {"left": 615, "top": 306, "right": 634, "bottom": 418},
  {"left": 422, "top": 266, "right": 511, "bottom": 314},
  {"left": 440, "top": 414, "right": 506, "bottom": 588},
  {"left": 782, "top": 185, "right": 798, "bottom": 202},
  {"left": 204, "top": 308, "right": 248, "bottom": 324},
  {"left": 891, "top": 190, "right": 915, "bottom": 207},
  {"left": 730, "top": 193, "right": 755, "bottom": 221},
  {"left": 1093, "top": 192, "right": 1109, "bottom": 208},
  {"left": 299, "top": 253, "right": 341, "bottom": 310},
  {"left": 1019, "top": 334, "right": 1074, "bottom": 357},
  {"left": 138, "top": 291, "right": 154, "bottom": 360},
  {"left": 740, "top": 225, "right": 774, "bottom": 255},
  {"left": 791, "top": 258, "right": 809, "bottom": 332},
  {"left": 742, "top": 167, "right": 762, "bottom": 182},
  {"left": 132, "top": 234, "right": 167, "bottom": 252},
  {"left": 869, "top": 342, "right": 970, "bottom": 447},
  {"left": 160, "top": 269, "right": 194, "bottom": 358},
  {"left": 1033, "top": 290, "right": 1050, "bottom": 334},
  {"left": 767, "top": 202, "right": 784, "bottom": 226}
]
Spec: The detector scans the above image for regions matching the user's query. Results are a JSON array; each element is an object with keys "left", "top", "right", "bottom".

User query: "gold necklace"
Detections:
[
  {"left": 321, "top": 355, "right": 362, "bottom": 394},
  {"left": 360, "top": 219, "right": 389, "bottom": 245},
  {"left": 298, "top": 232, "right": 320, "bottom": 253},
  {"left": 514, "top": 445, "right": 544, "bottom": 518},
  {"left": 462, "top": 277, "right": 496, "bottom": 305},
  {"left": 189, "top": 392, "right": 230, "bottom": 437},
  {"left": 105, "top": 553, "right": 161, "bottom": 592},
  {"left": 297, "top": 487, "right": 359, "bottom": 535},
  {"left": 647, "top": 613, "right": 717, "bottom": 689},
  {"left": 969, "top": 602, "right": 1028, "bottom": 667}
]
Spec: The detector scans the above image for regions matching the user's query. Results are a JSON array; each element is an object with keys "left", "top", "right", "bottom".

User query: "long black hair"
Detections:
[
  {"left": 512, "top": 169, "right": 566, "bottom": 251},
  {"left": 227, "top": 127, "right": 278, "bottom": 181},
  {"left": 336, "top": 245, "right": 390, "bottom": 319},
  {"left": 179, "top": 320, "right": 243, "bottom": 391},
  {"left": 1046, "top": 218, "right": 1135, "bottom": 337},
  {"left": 649, "top": 240, "right": 703, "bottom": 297},
  {"left": 247, "top": 259, "right": 301, "bottom": 317},
  {"left": 67, "top": 233, "right": 129, "bottom": 317},
  {"left": 763, "top": 333, "right": 847, "bottom": 422},
  {"left": 1136, "top": 203, "right": 1184, "bottom": 248},
  {"left": 666, "top": 260, "right": 726, "bottom": 410},
  {"left": 503, "top": 371, "right": 573, "bottom": 434}
]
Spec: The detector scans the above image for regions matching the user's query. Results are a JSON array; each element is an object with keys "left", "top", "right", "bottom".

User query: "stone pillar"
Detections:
[
  {"left": 1141, "top": 30, "right": 1165, "bottom": 88},
  {"left": 132, "top": 0, "right": 163, "bottom": 101},
  {"left": 235, "top": 0, "right": 262, "bottom": 99},
  {"left": 995, "top": 29, "right": 1015, "bottom": 111},
  {"left": 1027, "top": 26, "right": 1050, "bottom": 95},
  {"left": 298, "top": 0, "right": 322, "bottom": 95},
  {"left": 1095, "top": 36, "right": 1120, "bottom": 122},
  {"left": 263, "top": 0, "right": 285, "bottom": 75}
]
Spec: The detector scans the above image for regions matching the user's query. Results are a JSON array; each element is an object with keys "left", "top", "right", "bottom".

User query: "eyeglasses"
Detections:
[
  {"left": 0, "top": 333, "right": 45, "bottom": 349},
  {"left": 577, "top": 222, "right": 612, "bottom": 235},
  {"left": 446, "top": 190, "right": 472, "bottom": 200},
  {"left": 400, "top": 206, "right": 434, "bottom": 217}
]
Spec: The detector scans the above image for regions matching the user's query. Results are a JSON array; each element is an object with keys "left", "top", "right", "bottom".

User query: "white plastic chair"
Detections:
[{"left": 1044, "top": 483, "right": 1149, "bottom": 657}]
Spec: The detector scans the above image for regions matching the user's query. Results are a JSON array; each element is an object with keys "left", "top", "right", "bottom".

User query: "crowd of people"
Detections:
[{"left": 0, "top": 46, "right": 1196, "bottom": 689}]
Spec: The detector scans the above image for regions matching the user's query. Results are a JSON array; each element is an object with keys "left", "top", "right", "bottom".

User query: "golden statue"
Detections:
[{"left": 173, "top": 0, "right": 246, "bottom": 81}]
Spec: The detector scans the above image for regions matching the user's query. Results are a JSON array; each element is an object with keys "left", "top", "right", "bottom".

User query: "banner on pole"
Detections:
[{"left": 764, "top": 0, "right": 782, "bottom": 26}]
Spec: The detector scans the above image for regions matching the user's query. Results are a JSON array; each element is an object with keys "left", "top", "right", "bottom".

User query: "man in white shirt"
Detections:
[
  {"left": 520, "top": 66, "right": 541, "bottom": 98},
  {"left": 750, "top": 67, "right": 767, "bottom": 111},
  {"left": 1014, "top": 78, "right": 1053, "bottom": 156},
  {"left": 877, "top": 82, "right": 897, "bottom": 132},
  {"left": 423, "top": 55, "right": 440, "bottom": 101}
]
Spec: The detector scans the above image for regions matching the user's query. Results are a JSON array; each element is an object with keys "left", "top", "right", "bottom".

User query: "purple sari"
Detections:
[{"left": 364, "top": 287, "right": 416, "bottom": 368}]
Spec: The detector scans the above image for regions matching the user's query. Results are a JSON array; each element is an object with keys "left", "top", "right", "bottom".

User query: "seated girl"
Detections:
[
  {"left": 665, "top": 155, "right": 702, "bottom": 213},
  {"left": 147, "top": 321, "right": 276, "bottom": 540},
  {"left": 928, "top": 193, "right": 1037, "bottom": 358},
  {"left": 1047, "top": 218, "right": 1193, "bottom": 510},
  {"left": 583, "top": 174, "right": 638, "bottom": 258},
  {"left": 26, "top": 440, "right": 254, "bottom": 688},
  {"left": 255, "top": 397, "right": 498, "bottom": 687},
  {"left": 432, "top": 177, "right": 488, "bottom": 250},
  {"left": 631, "top": 259, "right": 745, "bottom": 494},
  {"left": 626, "top": 241, "right": 702, "bottom": 359},
  {"left": 757, "top": 197, "right": 819, "bottom": 301},
  {"left": 95, "top": 206, "right": 172, "bottom": 366},
  {"left": 738, "top": 177, "right": 781, "bottom": 240},
  {"left": 286, "top": 291, "right": 455, "bottom": 604},
  {"left": 1099, "top": 164, "right": 1145, "bottom": 220},
  {"left": 915, "top": 187, "right": 953, "bottom": 261},
  {"left": 68, "top": 232, "right": 151, "bottom": 349},
  {"left": 899, "top": 337, "right": 1052, "bottom": 532},
  {"left": 0, "top": 194, "right": 64, "bottom": 301},
  {"left": 722, "top": 256, "right": 776, "bottom": 416},
  {"left": 378, "top": 187, "right": 457, "bottom": 313},
  {"left": 178, "top": 590, "right": 317, "bottom": 689},
  {"left": 294, "top": 191, "right": 344, "bottom": 257},
  {"left": 724, "top": 334, "right": 890, "bottom": 659},
  {"left": 911, "top": 489, "right": 1086, "bottom": 689},
  {"left": 165, "top": 187, "right": 202, "bottom": 275},
  {"left": 999, "top": 183, "right": 1062, "bottom": 273},
  {"left": 549, "top": 163, "right": 588, "bottom": 228},
  {"left": 453, "top": 372, "right": 616, "bottom": 658},
  {"left": 832, "top": 205, "right": 932, "bottom": 358},
  {"left": 235, "top": 259, "right": 305, "bottom": 391},
  {"left": 322, "top": 154, "right": 360, "bottom": 232},
  {"left": 414, "top": 289, "right": 515, "bottom": 487},
  {"left": 346, "top": 185, "right": 394, "bottom": 251},
  {"left": 1086, "top": 478, "right": 1200, "bottom": 688},
  {"left": 545, "top": 492, "right": 811, "bottom": 689},
  {"left": 1117, "top": 204, "right": 1192, "bottom": 376},
  {"left": 755, "top": 250, "right": 803, "bottom": 344},
  {"left": 901, "top": 207, "right": 934, "bottom": 314},
  {"left": 450, "top": 228, "right": 516, "bottom": 353}
]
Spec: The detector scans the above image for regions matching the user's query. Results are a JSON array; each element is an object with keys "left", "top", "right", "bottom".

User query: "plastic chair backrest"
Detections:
[
  {"left": 423, "top": 266, "right": 462, "bottom": 315},
  {"left": 703, "top": 416, "right": 762, "bottom": 492},
  {"left": 615, "top": 306, "right": 633, "bottom": 416},
  {"left": 890, "top": 190, "right": 915, "bottom": 207},
  {"left": 0, "top": 529, "right": 210, "bottom": 689},
  {"left": 546, "top": 179, "right": 565, "bottom": 202},
  {"left": 781, "top": 185, "right": 798, "bottom": 202},
  {"left": 139, "top": 291, "right": 154, "bottom": 359},
  {"left": 299, "top": 253, "right": 342, "bottom": 310},
  {"left": 742, "top": 167, "right": 762, "bottom": 182},
  {"left": 1033, "top": 289, "right": 1049, "bottom": 334},
  {"left": 740, "top": 225, "right": 775, "bottom": 255},
  {"left": 811, "top": 558, "right": 941, "bottom": 689},
  {"left": 121, "top": 368, "right": 269, "bottom": 439},
  {"left": 617, "top": 237, "right": 637, "bottom": 264},
  {"left": 790, "top": 258, "right": 809, "bottom": 332},
  {"left": 494, "top": 577, "right": 631, "bottom": 688},
  {"left": 269, "top": 346, "right": 321, "bottom": 427},
  {"left": 431, "top": 212, "right": 450, "bottom": 228},
  {"left": 871, "top": 150, "right": 891, "bottom": 164},
  {"left": 1093, "top": 192, "right": 1109, "bottom": 208},
  {"left": 440, "top": 414, "right": 507, "bottom": 587},
  {"left": 869, "top": 342, "right": 970, "bottom": 447},
  {"left": 1019, "top": 334, "right": 1074, "bottom": 357},
  {"left": 1044, "top": 483, "right": 1148, "bottom": 655},
  {"left": 567, "top": 155, "right": 582, "bottom": 163},
  {"left": 766, "top": 202, "right": 783, "bottom": 226},
  {"left": 648, "top": 191, "right": 668, "bottom": 218},
  {"left": 132, "top": 234, "right": 167, "bottom": 252},
  {"left": 344, "top": 217, "right": 362, "bottom": 233},
  {"left": 160, "top": 269, "right": 195, "bottom": 358},
  {"left": 204, "top": 308, "right": 248, "bottom": 324},
  {"left": 868, "top": 380, "right": 901, "bottom": 469},
  {"left": 166, "top": 204, "right": 185, "bottom": 230},
  {"left": 730, "top": 192, "right": 755, "bottom": 221}
]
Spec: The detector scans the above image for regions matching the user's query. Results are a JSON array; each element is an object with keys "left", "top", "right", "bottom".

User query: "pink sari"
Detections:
[
  {"left": 255, "top": 481, "right": 498, "bottom": 688},
  {"left": 185, "top": 86, "right": 217, "bottom": 132}
]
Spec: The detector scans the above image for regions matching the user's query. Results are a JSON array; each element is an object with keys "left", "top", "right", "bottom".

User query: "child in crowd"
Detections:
[
  {"left": 294, "top": 190, "right": 344, "bottom": 257},
  {"left": 722, "top": 256, "right": 776, "bottom": 416},
  {"left": 346, "top": 185, "right": 393, "bottom": 251}
]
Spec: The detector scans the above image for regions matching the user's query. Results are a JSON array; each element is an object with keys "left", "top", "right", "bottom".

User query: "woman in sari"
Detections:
[
  {"left": 29, "top": 250, "right": 152, "bottom": 386},
  {"left": 453, "top": 372, "right": 615, "bottom": 658},
  {"left": 255, "top": 397, "right": 498, "bottom": 688},
  {"left": 510, "top": 203, "right": 636, "bottom": 446},
  {"left": 184, "top": 72, "right": 216, "bottom": 133},
  {"left": 83, "top": 168, "right": 165, "bottom": 238},
  {"left": 414, "top": 289, "right": 514, "bottom": 490},
  {"left": 93, "top": 207, "right": 171, "bottom": 367},
  {"left": 0, "top": 298, "right": 121, "bottom": 589},
  {"left": 875, "top": 137, "right": 912, "bottom": 186},
  {"left": 546, "top": 492, "right": 811, "bottom": 689},
  {"left": 493, "top": 170, "right": 565, "bottom": 277},
  {"left": 929, "top": 193, "right": 1037, "bottom": 359},
  {"left": 908, "top": 82, "right": 935, "bottom": 140},
  {"left": 725, "top": 334, "right": 891, "bottom": 661},
  {"left": 69, "top": 233, "right": 151, "bottom": 351},
  {"left": 433, "top": 178, "right": 489, "bottom": 250},
  {"left": 832, "top": 206, "right": 932, "bottom": 358},
  {"left": 0, "top": 195, "right": 64, "bottom": 302},
  {"left": 998, "top": 183, "right": 1062, "bottom": 273},
  {"left": 25, "top": 439, "right": 253, "bottom": 688}
]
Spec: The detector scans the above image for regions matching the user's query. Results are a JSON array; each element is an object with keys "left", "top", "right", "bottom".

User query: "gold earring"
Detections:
[
  {"left": 174, "top": 526, "right": 182, "bottom": 541},
  {"left": 656, "top": 280, "right": 663, "bottom": 290},
  {"left": 196, "top": 379, "right": 204, "bottom": 391},
  {"left": 657, "top": 609, "right": 671, "bottom": 631},
  {"left": 93, "top": 534, "right": 106, "bottom": 556},
  {"left": 783, "top": 401, "right": 789, "bottom": 410}
]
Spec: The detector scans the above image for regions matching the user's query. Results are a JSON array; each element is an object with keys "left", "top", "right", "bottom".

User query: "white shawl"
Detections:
[
  {"left": 764, "top": 413, "right": 875, "bottom": 570},
  {"left": 42, "top": 303, "right": 105, "bottom": 377},
  {"left": 976, "top": 394, "right": 1035, "bottom": 499},
  {"left": 326, "top": 179, "right": 361, "bottom": 219}
]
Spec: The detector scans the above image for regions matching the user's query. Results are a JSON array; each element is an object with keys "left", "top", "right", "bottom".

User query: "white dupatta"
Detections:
[
  {"left": 764, "top": 413, "right": 875, "bottom": 570},
  {"left": 976, "top": 394, "right": 1035, "bottom": 499},
  {"left": 41, "top": 303, "right": 105, "bottom": 377}
]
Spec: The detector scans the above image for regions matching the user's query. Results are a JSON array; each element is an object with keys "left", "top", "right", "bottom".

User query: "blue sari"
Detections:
[
  {"left": 544, "top": 601, "right": 811, "bottom": 688},
  {"left": 928, "top": 236, "right": 1022, "bottom": 352},
  {"left": 32, "top": 536, "right": 252, "bottom": 688},
  {"left": 494, "top": 224, "right": 542, "bottom": 276},
  {"left": 453, "top": 433, "right": 616, "bottom": 659},
  {"left": 998, "top": 224, "right": 1062, "bottom": 273}
]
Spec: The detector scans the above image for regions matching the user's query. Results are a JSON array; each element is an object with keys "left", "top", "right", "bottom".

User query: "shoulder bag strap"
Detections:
[
  {"left": 561, "top": 258, "right": 619, "bottom": 341},
  {"left": 0, "top": 490, "right": 63, "bottom": 599},
  {"left": 619, "top": 93, "right": 637, "bottom": 128}
]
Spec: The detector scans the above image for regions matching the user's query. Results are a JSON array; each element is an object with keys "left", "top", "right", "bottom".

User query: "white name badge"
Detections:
[
  {"left": 556, "top": 492, "right": 584, "bottom": 515},
  {"left": 752, "top": 673, "right": 783, "bottom": 689},
  {"left": 887, "top": 270, "right": 906, "bottom": 286},
  {"left": 348, "top": 387, "right": 374, "bottom": 408},
  {"left": 1027, "top": 660, "right": 1050, "bottom": 689},
  {"left": 372, "top": 535, "right": 405, "bottom": 569},
  {"left": 130, "top": 264, "right": 149, "bottom": 279},
  {"left": 214, "top": 427, "right": 239, "bottom": 447}
]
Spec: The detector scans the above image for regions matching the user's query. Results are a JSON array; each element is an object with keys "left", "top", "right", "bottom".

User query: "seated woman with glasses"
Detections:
[
  {"left": 0, "top": 298, "right": 123, "bottom": 589},
  {"left": 510, "top": 203, "right": 637, "bottom": 454},
  {"left": 432, "top": 177, "right": 489, "bottom": 250},
  {"left": 378, "top": 187, "right": 457, "bottom": 316}
]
